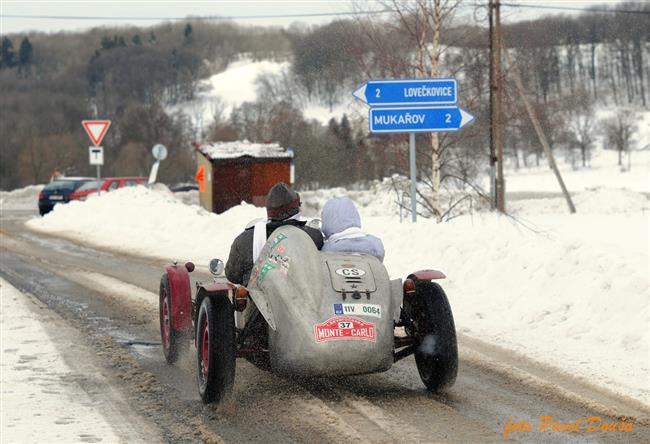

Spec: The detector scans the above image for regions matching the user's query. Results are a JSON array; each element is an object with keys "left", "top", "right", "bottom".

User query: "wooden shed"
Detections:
[{"left": 196, "top": 140, "right": 294, "bottom": 214}]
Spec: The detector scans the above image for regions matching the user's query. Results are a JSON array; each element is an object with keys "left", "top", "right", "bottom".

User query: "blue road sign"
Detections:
[
  {"left": 369, "top": 106, "right": 475, "bottom": 134},
  {"left": 353, "top": 78, "right": 457, "bottom": 107}
]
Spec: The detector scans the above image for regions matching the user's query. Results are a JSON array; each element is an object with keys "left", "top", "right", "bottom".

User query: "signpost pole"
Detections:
[
  {"left": 83, "top": 120, "right": 110, "bottom": 197},
  {"left": 409, "top": 132, "right": 417, "bottom": 223},
  {"left": 96, "top": 165, "right": 101, "bottom": 195},
  {"left": 354, "top": 77, "right": 474, "bottom": 223}
]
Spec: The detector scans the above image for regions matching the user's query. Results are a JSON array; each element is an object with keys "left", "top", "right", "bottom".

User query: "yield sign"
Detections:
[
  {"left": 195, "top": 164, "right": 206, "bottom": 193},
  {"left": 82, "top": 120, "right": 111, "bottom": 146}
]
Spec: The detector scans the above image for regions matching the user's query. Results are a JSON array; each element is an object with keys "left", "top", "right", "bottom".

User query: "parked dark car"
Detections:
[
  {"left": 170, "top": 182, "right": 199, "bottom": 192},
  {"left": 38, "top": 177, "right": 93, "bottom": 215}
]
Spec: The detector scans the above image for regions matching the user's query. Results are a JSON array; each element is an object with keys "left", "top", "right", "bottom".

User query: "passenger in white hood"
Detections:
[{"left": 321, "top": 197, "right": 385, "bottom": 262}]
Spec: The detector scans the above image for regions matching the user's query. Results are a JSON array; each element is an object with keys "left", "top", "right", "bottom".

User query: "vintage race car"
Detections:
[{"left": 159, "top": 224, "right": 458, "bottom": 404}]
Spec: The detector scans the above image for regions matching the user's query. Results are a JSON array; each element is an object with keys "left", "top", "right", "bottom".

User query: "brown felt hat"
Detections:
[{"left": 266, "top": 182, "right": 300, "bottom": 221}]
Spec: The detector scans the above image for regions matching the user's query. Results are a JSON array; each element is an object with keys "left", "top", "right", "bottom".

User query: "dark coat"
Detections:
[{"left": 225, "top": 219, "right": 324, "bottom": 285}]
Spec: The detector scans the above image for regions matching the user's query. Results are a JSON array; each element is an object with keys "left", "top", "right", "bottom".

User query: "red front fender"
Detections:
[
  {"left": 408, "top": 269, "right": 446, "bottom": 281},
  {"left": 200, "top": 281, "right": 237, "bottom": 293},
  {"left": 165, "top": 265, "right": 193, "bottom": 333}
]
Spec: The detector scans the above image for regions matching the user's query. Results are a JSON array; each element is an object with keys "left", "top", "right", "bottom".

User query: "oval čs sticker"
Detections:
[{"left": 335, "top": 267, "right": 366, "bottom": 277}]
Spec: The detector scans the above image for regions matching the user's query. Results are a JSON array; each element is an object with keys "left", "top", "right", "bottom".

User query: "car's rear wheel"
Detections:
[
  {"left": 403, "top": 281, "right": 458, "bottom": 392},
  {"left": 196, "top": 295, "right": 236, "bottom": 404},
  {"left": 159, "top": 273, "right": 187, "bottom": 363}
]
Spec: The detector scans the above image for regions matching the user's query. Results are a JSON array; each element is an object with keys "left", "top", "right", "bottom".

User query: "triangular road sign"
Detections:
[{"left": 82, "top": 120, "right": 111, "bottom": 146}]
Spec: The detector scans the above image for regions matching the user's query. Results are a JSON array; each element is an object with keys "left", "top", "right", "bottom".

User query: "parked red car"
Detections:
[{"left": 69, "top": 177, "right": 146, "bottom": 201}]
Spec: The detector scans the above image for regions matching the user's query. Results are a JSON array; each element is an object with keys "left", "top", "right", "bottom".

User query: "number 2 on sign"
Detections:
[
  {"left": 375, "top": 88, "right": 381, "bottom": 98},
  {"left": 338, "top": 322, "right": 352, "bottom": 329},
  {"left": 445, "top": 113, "right": 451, "bottom": 123}
]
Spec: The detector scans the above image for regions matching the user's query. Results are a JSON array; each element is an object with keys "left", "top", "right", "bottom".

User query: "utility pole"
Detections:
[
  {"left": 489, "top": 0, "right": 505, "bottom": 212},
  {"left": 488, "top": 0, "right": 496, "bottom": 209}
]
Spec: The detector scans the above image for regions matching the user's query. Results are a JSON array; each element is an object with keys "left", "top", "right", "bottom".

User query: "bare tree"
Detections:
[
  {"left": 354, "top": 0, "right": 462, "bottom": 219},
  {"left": 602, "top": 111, "right": 637, "bottom": 168},
  {"left": 565, "top": 90, "right": 597, "bottom": 168}
]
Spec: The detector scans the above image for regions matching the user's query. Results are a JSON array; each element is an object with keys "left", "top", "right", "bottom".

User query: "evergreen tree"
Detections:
[
  {"left": 339, "top": 115, "right": 354, "bottom": 150},
  {"left": 149, "top": 31, "right": 157, "bottom": 45},
  {"left": 183, "top": 23, "right": 193, "bottom": 45},
  {"left": 0, "top": 37, "right": 16, "bottom": 68},
  {"left": 18, "top": 37, "right": 33, "bottom": 75},
  {"left": 132, "top": 34, "right": 142, "bottom": 45},
  {"left": 18, "top": 38, "right": 33, "bottom": 65},
  {"left": 328, "top": 118, "right": 340, "bottom": 138},
  {"left": 100, "top": 36, "right": 115, "bottom": 50},
  {"left": 337, "top": 115, "right": 355, "bottom": 180}
]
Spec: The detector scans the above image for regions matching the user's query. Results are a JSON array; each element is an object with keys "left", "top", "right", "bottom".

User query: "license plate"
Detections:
[{"left": 49, "top": 195, "right": 63, "bottom": 201}]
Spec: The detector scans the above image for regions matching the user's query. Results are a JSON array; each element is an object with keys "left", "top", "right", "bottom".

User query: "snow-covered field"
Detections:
[
  {"left": 172, "top": 57, "right": 365, "bottom": 129},
  {"left": 171, "top": 58, "right": 289, "bottom": 129},
  {"left": 504, "top": 149, "right": 650, "bottom": 194},
  {"left": 20, "top": 152, "right": 650, "bottom": 406},
  {"left": 503, "top": 110, "right": 650, "bottom": 194}
]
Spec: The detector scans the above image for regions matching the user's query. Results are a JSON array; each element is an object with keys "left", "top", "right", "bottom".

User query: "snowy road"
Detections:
[{"left": 1, "top": 210, "right": 648, "bottom": 443}]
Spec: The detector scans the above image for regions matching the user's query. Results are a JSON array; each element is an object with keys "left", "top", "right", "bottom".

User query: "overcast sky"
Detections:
[{"left": 0, "top": 0, "right": 626, "bottom": 35}]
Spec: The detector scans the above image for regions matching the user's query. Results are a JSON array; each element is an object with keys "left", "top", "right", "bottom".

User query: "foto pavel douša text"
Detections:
[{"left": 502, "top": 415, "right": 634, "bottom": 439}]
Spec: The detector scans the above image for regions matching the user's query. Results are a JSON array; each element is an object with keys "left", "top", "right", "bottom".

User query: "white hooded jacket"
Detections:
[{"left": 321, "top": 197, "right": 385, "bottom": 262}]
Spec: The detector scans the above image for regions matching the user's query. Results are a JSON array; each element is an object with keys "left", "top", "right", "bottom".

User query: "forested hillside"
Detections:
[
  {"left": 1, "top": 2, "right": 648, "bottom": 192},
  {"left": 0, "top": 21, "right": 290, "bottom": 189}
]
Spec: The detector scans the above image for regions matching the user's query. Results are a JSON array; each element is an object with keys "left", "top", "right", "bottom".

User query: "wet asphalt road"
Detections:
[{"left": 1, "top": 208, "right": 648, "bottom": 443}]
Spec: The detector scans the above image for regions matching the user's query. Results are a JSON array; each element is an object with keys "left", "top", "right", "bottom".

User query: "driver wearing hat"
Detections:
[{"left": 225, "top": 182, "right": 323, "bottom": 285}]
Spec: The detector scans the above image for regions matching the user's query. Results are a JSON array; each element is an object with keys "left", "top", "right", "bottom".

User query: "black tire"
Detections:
[
  {"left": 159, "top": 274, "right": 187, "bottom": 364},
  {"left": 403, "top": 281, "right": 458, "bottom": 392},
  {"left": 196, "top": 296, "right": 236, "bottom": 404}
]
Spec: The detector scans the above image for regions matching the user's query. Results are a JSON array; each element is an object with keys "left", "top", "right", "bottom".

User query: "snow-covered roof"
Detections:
[{"left": 199, "top": 140, "right": 293, "bottom": 160}]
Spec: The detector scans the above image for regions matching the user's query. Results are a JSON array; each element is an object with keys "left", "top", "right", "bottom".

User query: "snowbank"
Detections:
[
  {"left": 0, "top": 184, "right": 43, "bottom": 210},
  {"left": 173, "top": 189, "right": 199, "bottom": 207},
  {"left": 27, "top": 185, "right": 266, "bottom": 263},
  {"left": 373, "top": 212, "right": 648, "bottom": 406},
  {"left": 0, "top": 279, "right": 144, "bottom": 443},
  {"left": 25, "top": 184, "right": 650, "bottom": 406}
]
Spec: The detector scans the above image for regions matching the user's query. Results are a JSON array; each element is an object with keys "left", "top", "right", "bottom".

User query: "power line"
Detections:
[
  {"left": 2, "top": 3, "right": 648, "bottom": 22},
  {"left": 0, "top": 9, "right": 391, "bottom": 22},
  {"left": 501, "top": 3, "right": 650, "bottom": 15},
  {"left": 2, "top": 3, "right": 648, "bottom": 25}
]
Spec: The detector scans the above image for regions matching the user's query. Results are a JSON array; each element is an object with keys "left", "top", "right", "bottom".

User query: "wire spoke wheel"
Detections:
[
  {"left": 161, "top": 288, "right": 171, "bottom": 350},
  {"left": 200, "top": 317, "right": 210, "bottom": 383}
]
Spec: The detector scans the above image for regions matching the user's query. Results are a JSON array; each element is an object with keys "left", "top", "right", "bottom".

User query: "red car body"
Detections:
[{"left": 69, "top": 176, "right": 146, "bottom": 201}]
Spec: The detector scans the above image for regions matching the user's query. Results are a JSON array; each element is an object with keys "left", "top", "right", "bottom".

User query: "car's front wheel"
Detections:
[{"left": 159, "top": 273, "right": 187, "bottom": 363}]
